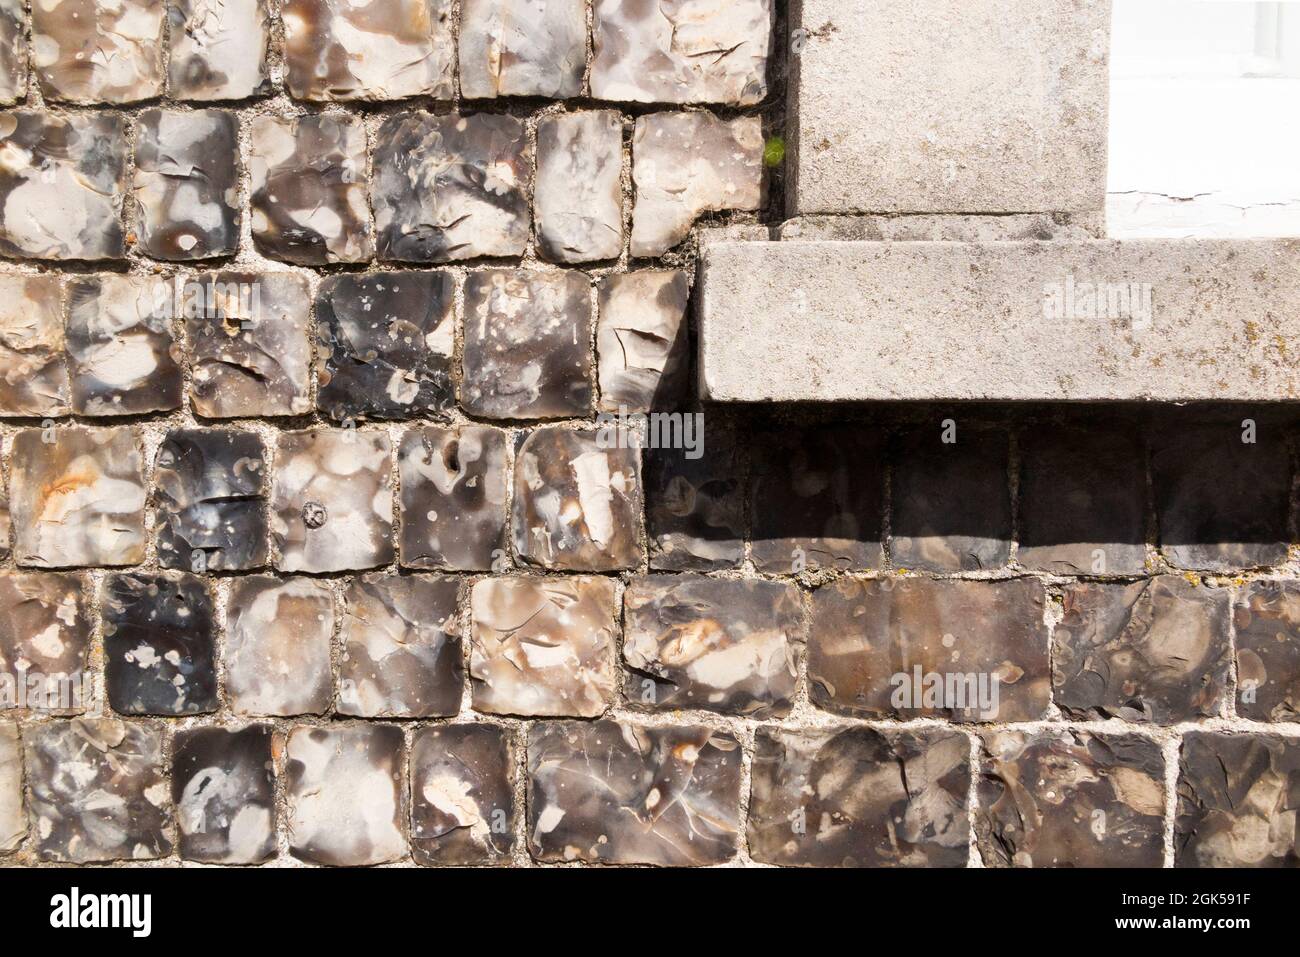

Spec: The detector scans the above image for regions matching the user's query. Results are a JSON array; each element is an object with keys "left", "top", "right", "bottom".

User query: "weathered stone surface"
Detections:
[
  {"left": 0, "top": 572, "right": 90, "bottom": 713},
  {"left": 102, "top": 571, "right": 218, "bottom": 716},
  {"left": 172, "top": 725, "right": 276, "bottom": 864},
  {"left": 65, "top": 275, "right": 182, "bottom": 416},
  {"left": 0, "top": 722, "right": 21, "bottom": 851},
  {"left": 1152, "top": 425, "right": 1292, "bottom": 572},
  {"left": 1176, "top": 732, "right": 1300, "bottom": 867},
  {"left": 1055, "top": 577, "right": 1231, "bottom": 724},
  {"left": 471, "top": 576, "right": 617, "bottom": 718},
  {"left": 374, "top": 112, "right": 530, "bottom": 261},
  {"left": 535, "top": 112, "right": 624, "bottom": 263},
  {"left": 411, "top": 723, "right": 514, "bottom": 866},
  {"left": 631, "top": 113, "right": 763, "bottom": 256},
  {"left": 31, "top": 0, "right": 165, "bottom": 103},
  {"left": 978, "top": 730, "right": 1166, "bottom": 868},
  {"left": 790, "top": 0, "right": 1109, "bottom": 214},
  {"left": 460, "top": 0, "right": 585, "bottom": 99},
  {"left": 1018, "top": 426, "right": 1147, "bottom": 575},
  {"left": 133, "top": 110, "right": 240, "bottom": 260},
  {"left": 749, "top": 727, "right": 969, "bottom": 867},
  {"left": 777, "top": 212, "right": 1106, "bottom": 242},
  {"left": 1236, "top": 581, "right": 1300, "bottom": 722},
  {"left": 155, "top": 428, "right": 268, "bottom": 572},
  {"left": 338, "top": 574, "right": 463, "bottom": 718},
  {"left": 316, "top": 272, "right": 455, "bottom": 422},
  {"left": 271, "top": 429, "right": 394, "bottom": 573},
  {"left": 699, "top": 240, "right": 1300, "bottom": 402},
  {"left": 528, "top": 719, "right": 742, "bottom": 865},
  {"left": 591, "top": 0, "right": 771, "bottom": 105},
  {"left": 398, "top": 426, "right": 508, "bottom": 571},
  {"left": 750, "top": 426, "right": 882, "bottom": 574},
  {"left": 461, "top": 270, "right": 592, "bottom": 419},
  {"left": 249, "top": 114, "right": 373, "bottom": 264},
  {"left": 624, "top": 576, "right": 801, "bottom": 716},
  {"left": 0, "top": 275, "right": 70, "bottom": 417},
  {"left": 0, "top": 1, "right": 24, "bottom": 104},
  {"left": 11, "top": 427, "right": 146, "bottom": 568},
  {"left": 282, "top": 0, "right": 453, "bottom": 101},
  {"left": 186, "top": 272, "right": 313, "bottom": 418},
  {"left": 0, "top": 494, "right": 7, "bottom": 563},
  {"left": 25, "top": 718, "right": 172, "bottom": 862},
  {"left": 596, "top": 271, "right": 689, "bottom": 412},
  {"left": 809, "top": 577, "right": 1050, "bottom": 721},
  {"left": 168, "top": 0, "right": 271, "bottom": 101},
  {"left": 891, "top": 427, "right": 1010, "bottom": 573},
  {"left": 225, "top": 576, "right": 334, "bottom": 717},
  {"left": 0, "top": 112, "right": 128, "bottom": 260},
  {"left": 513, "top": 428, "right": 642, "bottom": 571},
  {"left": 645, "top": 430, "right": 744, "bottom": 571},
  {"left": 287, "top": 724, "right": 406, "bottom": 866}
]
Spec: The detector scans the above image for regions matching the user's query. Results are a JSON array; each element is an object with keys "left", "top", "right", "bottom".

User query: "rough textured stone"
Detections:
[
  {"left": 411, "top": 723, "right": 514, "bottom": 866},
  {"left": 154, "top": 428, "right": 268, "bottom": 572},
  {"left": 398, "top": 426, "right": 508, "bottom": 571},
  {"left": 750, "top": 427, "right": 882, "bottom": 574},
  {"left": 1176, "top": 732, "right": 1300, "bottom": 867},
  {"left": 0, "top": 1, "right": 24, "bottom": 104},
  {"left": 31, "top": 0, "right": 165, "bottom": 103},
  {"left": 1055, "top": 577, "right": 1231, "bottom": 724},
  {"left": 0, "top": 112, "right": 128, "bottom": 261},
  {"left": 11, "top": 427, "right": 146, "bottom": 568},
  {"left": 462, "top": 270, "right": 592, "bottom": 419},
  {"left": 102, "top": 571, "right": 218, "bottom": 716},
  {"left": 133, "top": 109, "right": 241, "bottom": 261},
  {"left": 470, "top": 576, "right": 617, "bottom": 718},
  {"left": 645, "top": 430, "right": 745, "bottom": 571},
  {"left": 1017, "top": 426, "right": 1147, "bottom": 575},
  {"left": 978, "top": 730, "right": 1166, "bottom": 868},
  {"left": 249, "top": 114, "right": 373, "bottom": 265},
  {"left": 271, "top": 429, "right": 394, "bottom": 573},
  {"left": 535, "top": 112, "right": 624, "bottom": 263},
  {"left": 631, "top": 113, "right": 763, "bottom": 256},
  {"left": 777, "top": 212, "right": 1106, "bottom": 242},
  {"left": 24, "top": 718, "right": 172, "bottom": 862},
  {"left": 699, "top": 240, "right": 1300, "bottom": 402},
  {"left": 596, "top": 271, "right": 689, "bottom": 412},
  {"left": 338, "top": 574, "right": 462, "bottom": 718},
  {"left": 790, "top": 0, "right": 1109, "bottom": 214},
  {"left": 748, "top": 727, "right": 969, "bottom": 867},
  {"left": 528, "top": 719, "right": 742, "bottom": 865},
  {"left": 316, "top": 272, "right": 455, "bottom": 422},
  {"left": 591, "top": 0, "right": 771, "bottom": 105},
  {"left": 1235, "top": 581, "right": 1300, "bottom": 722},
  {"left": 0, "top": 572, "right": 91, "bottom": 713},
  {"left": 809, "top": 577, "right": 1050, "bottom": 722},
  {"left": 891, "top": 427, "right": 1010, "bottom": 573},
  {"left": 65, "top": 275, "right": 183, "bottom": 416},
  {"left": 225, "top": 576, "right": 334, "bottom": 717},
  {"left": 624, "top": 576, "right": 801, "bottom": 716},
  {"left": 286, "top": 724, "right": 406, "bottom": 866},
  {"left": 168, "top": 0, "right": 272, "bottom": 101},
  {"left": 513, "top": 428, "right": 642, "bottom": 571},
  {"left": 0, "top": 722, "right": 21, "bottom": 851},
  {"left": 1152, "top": 425, "right": 1292, "bottom": 572},
  {"left": 282, "top": 0, "right": 453, "bottom": 101},
  {"left": 460, "top": 0, "right": 585, "bottom": 99},
  {"left": 186, "top": 272, "right": 313, "bottom": 418},
  {"left": 374, "top": 112, "right": 530, "bottom": 262},
  {"left": 172, "top": 725, "right": 276, "bottom": 864},
  {"left": 0, "top": 275, "right": 70, "bottom": 417}
]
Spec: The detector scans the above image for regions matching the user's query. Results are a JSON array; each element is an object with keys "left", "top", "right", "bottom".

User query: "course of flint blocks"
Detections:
[{"left": 0, "top": 0, "right": 1297, "bottom": 870}]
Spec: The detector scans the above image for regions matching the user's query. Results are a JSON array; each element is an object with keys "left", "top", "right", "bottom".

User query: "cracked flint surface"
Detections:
[
  {"left": 0, "top": 275, "right": 70, "bottom": 417},
  {"left": 31, "top": 0, "right": 165, "bottom": 104},
  {"left": 535, "top": 110, "right": 625, "bottom": 264},
  {"left": 0, "top": 722, "right": 21, "bottom": 851},
  {"left": 596, "top": 270, "right": 690, "bottom": 413},
  {"left": 459, "top": 0, "right": 586, "bottom": 99},
  {"left": 0, "top": 0, "right": 24, "bottom": 104},
  {"left": 168, "top": 0, "right": 272, "bottom": 101},
  {"left": 0, "top": 571, "right": 91, "bottom": 714},
  {"left": 411, "top": 724, "right": 515, "bottom": 865},
  {"left": 1234, "top": 581, "right": 1300, "bottom": 722},
  {"left": 173, "top": 725, "right": 276, "bottom": 864},
  {"left": 225, "top": 576, "right": 334, "bottom": 717}
]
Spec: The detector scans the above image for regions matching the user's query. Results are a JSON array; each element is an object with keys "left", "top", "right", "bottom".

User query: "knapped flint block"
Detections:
[
  {"left": 224, "top": 576, "right": 334, "bottom": 717},
  {"left": 596, "top": 270, "right": 690, "bottom": 413},
  {"left": 1235, "top": 581, "right": 1300, "bottom": 722},
  {"left": 31, "top": 0, "right": 165, "bottom": 104},
  {"left": 168, "top": 0, "right": 272, "bottom": 101},
  {"left": 0, "top": 722, "right": 21, "bottom": 851},
  {"left": 1054, "top": 577, "right": 1231, "bottom": 724},
  {"left": 460, "top": 0, "right": 586, "bottom": 100},
  {"left": 0, "top": 2, "right": 24, "bottom": 104},
  {"left": 808, "top": 577, "right": 1050, "bottom": 722},
  {"left": 748, "top": 726, "right": 970, "bottom": 867},
  {"left": 24, "top": 718, "right": 173, "bottom": 862},
  {"left": 527, "top": 719, "right": 742, "bottom": 865},
  {"left": 172, "top": 725, "right": 276, "bottom": 864},
  {"left": 1176, "top": 732, "right": 1300, "bottom": 867},
  {"left": 411, "top": 724, "right": 515, "bottom": 866},
  {"left": 0, "top": 572, "right": 90, "bottom": 713},
  {"left": 0, "top": 275, "right": 69, "bottom": 417},
  {"left": 535, "top": 111, "right": 625, "bottom": 263},
  {"left": 645, "top": 428, "right": 745, "bottom": 571}
]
